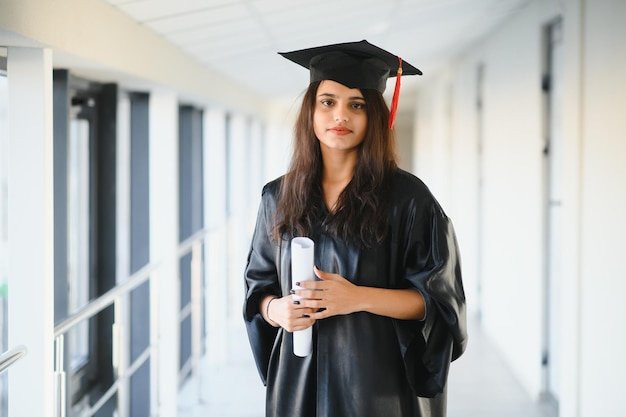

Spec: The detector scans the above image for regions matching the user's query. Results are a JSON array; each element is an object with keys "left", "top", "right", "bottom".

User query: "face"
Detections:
[{"left": 313, "top": 80, "right": 368, "bottom": 154}]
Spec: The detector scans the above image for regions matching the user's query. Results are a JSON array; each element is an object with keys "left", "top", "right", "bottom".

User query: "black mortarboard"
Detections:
[{"left": 279, "top": 40, "right": 422, "bottom": 129}]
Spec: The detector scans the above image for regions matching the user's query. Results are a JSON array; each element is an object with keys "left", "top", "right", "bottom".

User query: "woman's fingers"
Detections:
[
  {"left": 274, "top": 297, "right": 316, "bottom": 331},
  {"left": 293, "top": 273, "right": 360, "bottom": 317},
  {"left": 292, "top": 288, "right": 323, "bottom": 299},
  {"left": 282, "top": 312, "right": 316, "bottom": 332}
]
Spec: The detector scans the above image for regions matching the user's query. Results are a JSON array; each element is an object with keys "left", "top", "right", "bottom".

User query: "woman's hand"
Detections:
[
  {"left": 293, "top": 266, "right": 365, "bottom": 319},
  {"left": 261, "top": 294, "right": 317, "bottom": 332},
  {"left": 295, "top": 266, "right": 426, "bottom": 321},
  {"left": 263, "top": 267, "right": 425, "bottom": 329}
]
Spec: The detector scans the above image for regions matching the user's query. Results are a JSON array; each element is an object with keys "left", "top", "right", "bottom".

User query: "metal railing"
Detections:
[
  {"left": 0, "top": 345, "right": 27, "bottom": 374},
  {"left": 176, "top": 228, "right": 207, "bottom": 401},
  {"left": 53, "top": 260, "right": 160, "bottom": 417},
  {"left": 52, "top": 228, "right": 208, "bottom": 417}
]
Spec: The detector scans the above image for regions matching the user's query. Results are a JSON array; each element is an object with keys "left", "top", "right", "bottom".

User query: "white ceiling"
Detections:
[{"left": 103, "top": 0, "right": 531, "bottom": 101}]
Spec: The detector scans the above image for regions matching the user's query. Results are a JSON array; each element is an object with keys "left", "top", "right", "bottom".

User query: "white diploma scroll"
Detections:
[{"left": 291, "top": 237, "right": 315, "bottom": 357}]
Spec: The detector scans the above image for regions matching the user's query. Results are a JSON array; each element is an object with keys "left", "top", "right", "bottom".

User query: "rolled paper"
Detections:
[{"left": 291, "top": 237, "right": 315, "bottom": 357}]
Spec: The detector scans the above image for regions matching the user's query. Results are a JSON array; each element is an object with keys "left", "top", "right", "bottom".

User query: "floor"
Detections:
[
  {"left": 178, "top": 316, "right": 558, "bottom": 417},
  {"left": 445, "top": 318, "right": 558, "bottom": 417}
]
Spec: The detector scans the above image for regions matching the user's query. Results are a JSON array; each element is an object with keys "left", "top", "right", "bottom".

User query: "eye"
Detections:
[
  {"left": 320, "top": 99, "right": 334, "bottom": 106},
  {"left": 351, "top": 101, "right": 366, "bottom": 110}
]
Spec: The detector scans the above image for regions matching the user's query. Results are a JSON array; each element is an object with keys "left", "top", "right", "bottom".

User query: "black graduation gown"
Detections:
[{"left": 243, "top": 169, "right": 467, "bottom": 417}]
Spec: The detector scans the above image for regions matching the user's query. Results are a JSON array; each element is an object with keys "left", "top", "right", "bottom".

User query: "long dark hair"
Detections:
[{"left": 275, "top": 80, "right": 398, "bottom": 247}]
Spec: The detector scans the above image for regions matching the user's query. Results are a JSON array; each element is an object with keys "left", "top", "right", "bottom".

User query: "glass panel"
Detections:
[
  {"left": 0, "top": 55, "right": 8, "bottom": 417},
  {"left": 67, "top": 118, "right": 91, "bottom": 372}
]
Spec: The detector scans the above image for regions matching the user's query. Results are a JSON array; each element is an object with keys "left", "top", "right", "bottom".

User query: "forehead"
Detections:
[{"left": 316, "top": 80, "right": 364, "bottom": 98}]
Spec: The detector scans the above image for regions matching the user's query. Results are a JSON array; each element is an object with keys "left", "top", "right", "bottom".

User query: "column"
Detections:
[
  {"left": 7, "top": 47, "right": 55, "bottom": 417},
  {"left": 149, "top": 89, "right": 179, "bottom": 416}
]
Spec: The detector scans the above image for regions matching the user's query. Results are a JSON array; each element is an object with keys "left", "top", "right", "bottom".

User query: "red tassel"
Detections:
[{"left": 388, "top": 56, "right": 403, "bottom": 130}]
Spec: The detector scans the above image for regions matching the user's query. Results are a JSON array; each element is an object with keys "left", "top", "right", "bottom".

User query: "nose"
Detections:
[{"left": 334, "top": 111, "right": 348, "bottom": 123}]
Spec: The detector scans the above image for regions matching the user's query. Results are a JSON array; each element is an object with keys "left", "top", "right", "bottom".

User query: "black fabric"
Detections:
[
  {"left": 243, "top": 169, "right": 467, "bottom": 417},
  {"left": 279, "top": 40, "right": 422, "bottom": 93}
]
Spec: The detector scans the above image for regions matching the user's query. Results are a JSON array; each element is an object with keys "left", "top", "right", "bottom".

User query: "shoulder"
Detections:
[
  {"left": 391, "top": 168, "right": 428, "bottom": 190},
  {"left": 387, "top": 170, "right": 453, "bottom": 246},
  {"left": 257, "top": 176, "right": 284, "bottom": 215},
  {"left": 388, "top": 169, "right": 449, "bottom": 220},
  {"left": 390, "top": 169, "right": 436, "bottom": 203},
  {"left": 261, "top": 176, "right": 283, "bottom": 199}
]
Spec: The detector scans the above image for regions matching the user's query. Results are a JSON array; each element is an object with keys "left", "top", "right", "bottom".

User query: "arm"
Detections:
[
  {"left": 295, "top": 267, "right": 426, "bottom": 321},
  {"left": 259, "top": 295, "right": 281, "bottom": 327},
  {"left": 354, "top": 285, "right": 425, "bottom": 320}
]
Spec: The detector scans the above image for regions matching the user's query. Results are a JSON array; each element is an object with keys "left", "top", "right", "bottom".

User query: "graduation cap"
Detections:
[{"left": 279, "top": 40, "right": 422, "bottom": 129}]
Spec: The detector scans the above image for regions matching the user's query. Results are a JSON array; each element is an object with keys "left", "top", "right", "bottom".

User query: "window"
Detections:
[
  {"left": 53, "top": 71, "right": 119, "bottom": 411},
  {"left": 67, "top": 114, "right": 91, "bottom": 371}
]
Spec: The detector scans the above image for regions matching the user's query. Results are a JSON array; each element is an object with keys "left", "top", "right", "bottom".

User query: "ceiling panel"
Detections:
[
  {"left": 183, "top": 33, "right": 271, "bottom": 61},
  {"left": 103, "top": 0, "right": 532, "bottom": 100},
  {"left": 142, "top": 3, "right": 253, "bottom": 33},
  {"left": 249, "top": 0, "right": 331, "bottom": 15},
  {"left": 262, "top": 4, "right": 395, "bottom": 42},
  {"left": 167, "top": 17, "right": 263, "bottom": 46},
  {"left": 115, "top": 0, "right": 236, "bottom": 22}
]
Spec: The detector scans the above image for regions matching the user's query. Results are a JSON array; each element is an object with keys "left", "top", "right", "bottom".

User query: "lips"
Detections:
[{"left": 328, "top": 126, "right": 352, "bottom": 135}]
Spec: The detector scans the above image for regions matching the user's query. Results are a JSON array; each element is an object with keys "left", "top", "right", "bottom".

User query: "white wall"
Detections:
[
  {"left": 576, "top": 1, "right": 626, "bottom": 416},
  {"left": 474, "top": 4, "right": 546, "bottom": 398},
  {"left": 413, "top": 0, "right": 626, "bottom": 416},
  {"left": 415, "top": 75, "right": 454, "bottom": 209},
  {"left": 394, "top": 108, "right": 416, "bottom": 172},
  {"left": 415, "top": 0, "right": 553, "bottom": 400}
]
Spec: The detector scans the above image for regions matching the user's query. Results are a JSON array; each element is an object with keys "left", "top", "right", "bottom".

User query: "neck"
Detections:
[
  {"left": 321, "top": 149, "right": 357, "bottom": 183},
  {"left": 320, "top": 149, "right": 357, "bottom": 211}
]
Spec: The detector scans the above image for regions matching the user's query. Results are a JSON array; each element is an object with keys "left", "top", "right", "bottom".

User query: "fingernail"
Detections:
[
  {"left": 295, "top": 282, "right": 300, "bottom": 286},
  {"left": 302, "top": 314, "right": 310, "bottom": 318},
  {"left": 289, "top": 289, "right": 295, "bottom": 294},
  {"left": 293, "top": 300, "right": 300, "bottom": 305}
]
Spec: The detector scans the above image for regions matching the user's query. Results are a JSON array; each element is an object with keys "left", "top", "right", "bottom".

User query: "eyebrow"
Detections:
[{"left": 317, "top": 92, "right": 365, "bottom": 101}]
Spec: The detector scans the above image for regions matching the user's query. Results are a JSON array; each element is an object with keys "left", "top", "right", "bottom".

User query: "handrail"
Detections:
[
  {"left": 54, "top": 227, "right": 207, "bottom": 338},
  {"left": 54, "top": 261, "right": 159, "bottom": 337},
  {"left": 0, "top": 344, "right": 27, "bottom": 374},
  {"left": 177, "top": 228, "right": 209, "bottom": 257},
  {"left": 52, "top": 228, "right": 208, "bottom": 417}
]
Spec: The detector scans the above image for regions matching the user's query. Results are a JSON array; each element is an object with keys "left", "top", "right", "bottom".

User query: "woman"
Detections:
[{"left": 243, "top": 40, "right": 467, "bottom": 417}]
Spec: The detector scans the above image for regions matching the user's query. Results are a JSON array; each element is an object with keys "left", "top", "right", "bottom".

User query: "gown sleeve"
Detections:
[
  {"left": 243, "top": 182, "right": 281, "bottom": 385},
  {"left": 394, "top": 189, "right": 468, "bottom": 398}
]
